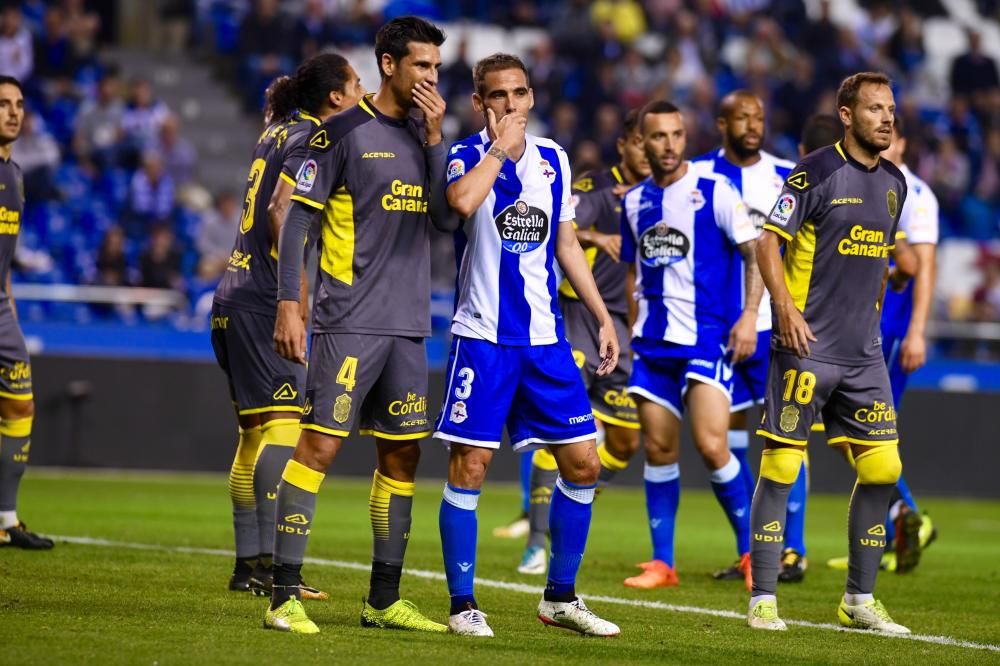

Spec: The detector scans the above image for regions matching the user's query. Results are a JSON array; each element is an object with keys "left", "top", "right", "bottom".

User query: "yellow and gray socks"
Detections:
[
  {"left": 847, "top": 445, "right": 902, "bottom": 595},
  {"left": 596, "top": 443, "right": 629, "bottom": 488},
  {"left": 253, "top": 419, "right": 298, "bottom": 558},
  {"left": 368, "top": 470, "right": 415, "bottom": 609},
  {"left": 272, "top": 459, "right": 324, "bottom": 608},
  {"left": 228, "top": 425, "right": 261, "bottom": 562},
  {"left": 749, "top": 447, "right": 805, "bottom": 597},
  {"left": 0, "top": 416, "right": 32, "bottom": 528},
  {"left": 527, "top": 449, "right": 559, "bottom": 550}
]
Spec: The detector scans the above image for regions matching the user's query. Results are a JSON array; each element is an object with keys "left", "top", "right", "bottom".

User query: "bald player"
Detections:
[{"left": 692, "top": 90, "right": 796, "bottom": 584}]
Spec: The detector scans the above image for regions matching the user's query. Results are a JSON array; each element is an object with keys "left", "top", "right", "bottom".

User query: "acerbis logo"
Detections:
[
  {"left": 273, "top": 383, "right": 298, "bottom": 400},
  {"left": 284, "top": 513, "right": 309, "bottom": 525},
  {"left": 867, "top": 524, "right": 886, "bottom": 536},
  {"left": 763, "top": 520, "right": 782, "bottom": 532}
]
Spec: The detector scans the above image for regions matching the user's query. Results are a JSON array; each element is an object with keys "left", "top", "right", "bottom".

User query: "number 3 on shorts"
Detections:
[
  {"left": 455, "top": 367, "right": 474, "bottom": 399},
  {"left": 782, "top": 369, "right": 816, "bottom": 404},
  {"left": 337, "top": 356, "right": 358, "bottom": 393}
]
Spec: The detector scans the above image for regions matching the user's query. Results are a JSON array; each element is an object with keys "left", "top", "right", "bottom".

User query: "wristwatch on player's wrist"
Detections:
[{"left": 487, "top": 145, "right": 508, "bottom": 165}]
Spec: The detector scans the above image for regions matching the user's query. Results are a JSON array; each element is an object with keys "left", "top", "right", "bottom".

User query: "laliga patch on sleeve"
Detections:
[
  {"left": 447, "top": 158, "right": 465, "bottom": 180},
  {"left": 770, "top": 193, "right": 796, "bottom": 226},
  {"left": 296, "top": 159, "right": 318, "bottom": 193}
]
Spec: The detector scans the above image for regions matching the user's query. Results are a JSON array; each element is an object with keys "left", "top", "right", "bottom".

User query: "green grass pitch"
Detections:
[{"left": 1, "top": 469, "right": 998, "bottom": 664}]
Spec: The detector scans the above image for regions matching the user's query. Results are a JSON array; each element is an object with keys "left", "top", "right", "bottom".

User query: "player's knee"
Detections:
[
  {"left": 759, "top": 446, "right": 805, "bottom": 485},
  {"left": 854, "top": 444, "right": 901, "bottom": 485},
  {"left": 295, "top": 431, "right": 341, "bottom": 471},
  {"left": 0, "top": 398, "right": 34, "bottom": 420},
  {"left": 555, "top": 447, "right": 600, "bottom": 486},
  {"left": 605, "top": 426, "right": 640, "bottom": 460},
  {"left": 376, "top": 440, "right": 421, "bottom": 481}
]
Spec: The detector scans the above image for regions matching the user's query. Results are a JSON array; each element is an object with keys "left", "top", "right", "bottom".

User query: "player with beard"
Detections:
[
  {"left": 691, "top": 91, "right": 798, "bottom": 584},
  {"left": 620, "top": 100, "right": 762, "bottom": 591},
  {"left": 748, "top": 73, "right": 913, "bottom": 633}
]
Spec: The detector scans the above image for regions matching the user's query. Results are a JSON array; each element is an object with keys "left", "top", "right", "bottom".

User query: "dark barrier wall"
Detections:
[{"left": 29, "top": 356, "right": 1000, "bottom": 498}]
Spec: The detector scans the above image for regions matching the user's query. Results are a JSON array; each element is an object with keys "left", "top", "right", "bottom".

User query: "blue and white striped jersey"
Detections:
[
  {"left": 620, "top": 165, "right": 758, "bottom": 359},
  {"left": 446, "top": 129, "right": 575, "bottom": 345},
  {"left": 691, "top": 148, "right": 794, "bottom": 331}
]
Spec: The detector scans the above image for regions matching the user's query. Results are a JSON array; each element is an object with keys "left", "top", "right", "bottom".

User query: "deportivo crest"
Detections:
[
  {"left": 638, "top": 224, "right": 690, "bottom": 268},
  {"left": 779, "top": 404, "right": 800, "bottom": 433},
  {"left": 688, "top": 189, "right": 705, "bottom": 210},
  {"left": 449, "top": 400, "right": 468, "bottom": 424},
  {"left": 447, "top": 158, "right": 465, "bottom": 181},
  {"left": 297, "top": 159, "right": 318, "bottom": 193},
  {"left": 538, "top": 159, "right": 556, "bottom": 183},
  {"left": 495, "top": 199, "right": 549, "bottom": 253},
  {"left": 887, "top": 189, "right": 898, "bottom": 218},
  {"left": 333, "top": 393, "right": 352, "bottom": 423},
  {"left": 770, "top": 193, "right": 796, "bottom": 226}
]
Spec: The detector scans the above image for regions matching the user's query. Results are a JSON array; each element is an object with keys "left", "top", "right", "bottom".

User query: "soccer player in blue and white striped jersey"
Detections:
[
  {"left": 691, "top": 91, "right": 806, "bottom": 583},
  {"left": 621, "top": 100, "right": 763, "bottom": 591},
  {"left": 435, "top": 54, "right": 620, "bottom": 638}
]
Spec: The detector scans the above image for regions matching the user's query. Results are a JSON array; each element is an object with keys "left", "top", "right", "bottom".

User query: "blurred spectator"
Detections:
[
  {"left": 949, "top": 30, "right": 1000, "bottom": 103},
  {"left": 798, "top": 0, "right": 838, "bottom": 60},
  {"left": 548, "top": 102, "right": 580, "bottom": 157},
  {"left": 0, "top": 4, "right": 33, "bottom": 82},
  {"left": 11, "top": 112, "right": 61, "bottom": 202},
  {"left": 238, "top": 0, "right": 294, "bottom": 111},
  {"left": 614, "top": 47, "right": 655, "bottom": 109},
  {"left": 95, "top": 226, "right": 129, "bottom": 287},
  {"left": 550, "top": 0, "right": 598, "bottom": 61},
  {"left": 139, "top": 224, "right": 183, "bottom": 290},
  {"left": 591, "top": 0, "right": 647, "bottom": 46},
  {"left": 331, "top": 0, "right": 378, "bottom": 46},
  {"left": 294, "top": 0, "right": 334, "bottom": 61},
  {"left": 120, "top": 78, "right": 171, "bottom": 165},
  {"left": 157, "top": 0, "right": 194, "bottom": 53},
  {"left": 129, "top": 152, "right": 176, "bottom": 228},
  {"left": 61, "top": 0, "right": 101, "bottom": 62},
  {"left": 920, "top": 136, "right": 972, "bottom": 228},
  {"left": 439, "top": 37, "right": 473, "bottom": 105},
  {"left": 73, "top": 69, "right": 123, "bottom": 169},
  {"left": 196, "top": 190, "right": 239, "bottom": 281},
  {"left": 972, "top": 247, "right": 1000, "bottom": 322},
  {"left": 33, "top": 6, "right": 75, "bottom": 79},
  {"left": 888, "top": 8, "right": 926, "bottom": 78},
  {"left": 155, "top": 113, "right": 197, "bottom": 187}
]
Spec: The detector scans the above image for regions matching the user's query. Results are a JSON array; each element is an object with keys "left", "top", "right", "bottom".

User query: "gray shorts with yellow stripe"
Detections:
[
  {"left": 210, "top": 303, "right": 306, "bottom": 415},
  {"left": 757, "top": 350, "right": 897, "bottom": 447},
  {"left": 0, "top": 308, "right": 32, "bottom": 401},
  {"left": 561, "top": 298, "right": 638, "bottom": 430},
  {"left": 301, "top": 333, "right": 431, "bottom": 440}
]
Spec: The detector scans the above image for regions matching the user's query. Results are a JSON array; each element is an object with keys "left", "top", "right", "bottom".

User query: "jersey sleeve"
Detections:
[
  {"left": 289, "top": 128, "right": 344, "bottom": 210},
  {"left": 714, "top": 178, "right": 758, "bottom": 245},
  {"left": 279, "top": 130, "right": 310, "bottom": 186},
  {"left": 571, "top": 178, "right": 599, "bottom": 230},
  {"left": 446, "top": 141, "right": 481, "bottom": 185},
  {"left": 619, "top": 197, "right": 636, "bottom": 264},
  {"left": 557, "top": 148, "right": 575, "bottom": 222},
  {"left": 764, "top": 166, "right": 824, "bottom": 241},
  {"left": 899, "top": 183, "right": 939, "bottom": 245}
]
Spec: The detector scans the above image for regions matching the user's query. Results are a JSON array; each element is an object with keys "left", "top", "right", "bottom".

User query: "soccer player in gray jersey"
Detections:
[
  {"left": 210, "top": 54, "right": 363, "bottom": 596},
  {"left": 0, "top": 76, "right": 50, "bottom": 550},
  {"left": 517, "top": 110, "right": 649, "bottom": 576},
  {"left": 747, "top": 73, "right": 914, "bottom": 634},
  {"left": 266, "top": 17, "right": 459, "bottom": 635}
]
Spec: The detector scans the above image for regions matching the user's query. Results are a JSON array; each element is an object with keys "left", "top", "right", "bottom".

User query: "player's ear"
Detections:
[
  {"left": 380, "top": 53, "right": 395, "bottom": 80},
  {"left": 471, "top": 92, "right": 483, "bottom": 114},
  {"left": 716, "top": 116, "right": 725, "bottom": 134},
  {"left": 838, "top": 105, "right": 852, "bottom": 128},
  {"left": 616, "top": 136, "right": 625, "bottom": 158},
  {"left": 527, "top": 88, "right": 535, "bottom": 111}
]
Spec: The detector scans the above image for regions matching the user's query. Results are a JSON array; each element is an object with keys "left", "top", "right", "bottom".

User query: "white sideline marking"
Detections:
[{"left": 54, "top": 534, "right": 1000, "bottom": 653}]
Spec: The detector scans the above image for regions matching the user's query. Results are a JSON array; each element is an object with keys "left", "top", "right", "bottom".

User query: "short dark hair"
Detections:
[
  {"left": 638, "top": 99, "right": 681, "bottom": 131},
  {"left": 0, "top": 75, "right": 23, "bottom": 94},
  {"left": 473, "top": 53, "right": 529, "bottom": 96},
  {"left": 374, "top": 16, "right": 445, "bottom": 78},
  {"left": 800, "top": 113, "right": 842, "bottom": 154},
  {"left": 621, "top": 108, "right": 640, "bottom": 138},
  {"left": 836, "top": 71, "right": 892, "bottom": 111},
  {"left": 266, "top": 53, "right": 352, "bottom": 121}
]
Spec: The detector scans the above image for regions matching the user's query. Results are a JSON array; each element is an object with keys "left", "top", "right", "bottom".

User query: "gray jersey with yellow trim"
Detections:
[
  {"left": 214, "top": 110, "right": 320, "bottom": 315},
  {"left": 288, "top": 96, "right": 436, "bottom": 337},
  {"left": 560, "top": 166, "right": 628, "bottom": 315},
  {"left": 764, "top": 142, "right": 906, "bottom": 366},
  {"left": 0, "top": 158, "right": 24, "bottom": 301}
]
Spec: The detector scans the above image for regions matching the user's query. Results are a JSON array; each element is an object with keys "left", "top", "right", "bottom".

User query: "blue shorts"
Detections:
[
  {"left": 627, "top": 349, "right": 734, "bottom": 420},
  {"left": 881, "top": 333, "right": 909, "bottom": 407},
  {"left": 433, "top": 336, "right": 598, "bottom": 451},
  {"left": 730, "top": 330, "right": 771, "bottom": 412}
]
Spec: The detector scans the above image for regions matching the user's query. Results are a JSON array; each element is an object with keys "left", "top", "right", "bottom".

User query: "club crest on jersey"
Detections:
[
  {"left": 495, "top": 199, "right": 549, "bottom": 254},
  {"left": 887, "top": 189, "right": 898, "bottom": 218},
  {"left": 638, "top": 224, "right": 690, "bottom": 267},
  {"left": 297, "top": 159, "right": 318, "bottom": 193},
  {"left": 779, "top": 404, "right": 800, "bottom": 432},
  {"left": 449, "top": 400, "right": 468, "bottom": 424},
  {"left": 538, "top": 159, "right": 556, "bottom": 183},
  {"left": 770, "top": 193, "right": 796, "bottom": 226},
  {"left": 447, "top": 158, "right": 465, "bottom": 181},
  {"left": 688, "top": 189, "right": 705, "bottom": 210},
  {"left": 333, "top": 393, "right": 352, "bottom": 423}
]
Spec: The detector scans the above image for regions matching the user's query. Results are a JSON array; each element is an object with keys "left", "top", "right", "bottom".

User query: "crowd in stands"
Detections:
[{"left": 2, "top": 0, "right": 999, "bottom": 329}]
